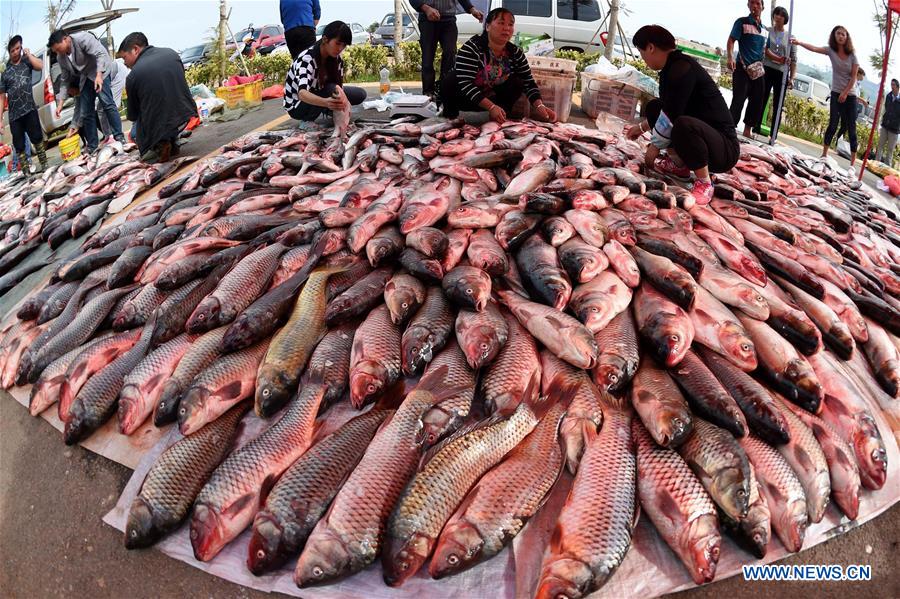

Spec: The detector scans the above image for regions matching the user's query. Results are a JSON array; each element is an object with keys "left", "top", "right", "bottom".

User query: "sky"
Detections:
[{"left": 0, "top": 0, "right": 888, "bottom": 82}]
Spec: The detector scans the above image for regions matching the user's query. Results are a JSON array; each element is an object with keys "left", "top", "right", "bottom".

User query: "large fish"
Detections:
[
  {"left": 454, "top": 301, "right": 509, "bottom": 369},
  {"left": 631, "top": 358, "right": 693, "bottom": 448},
  {"left": 690, "top": 286, "right": 757, "bottom": 372},
  {"left": 568, "top": 270, "right": 632, "bottom": 334},
  {"left": 592, "top": 308, "right": 640, "bottom": 393},
  {"left": 669, "top": 349, "right": 747, "bottom": 438},
  {"left": 633, "top": 282, "right": 694, "bottom": 367},
  {"left": 349, "top": 304, "right": 402, "bottom": 408},
  {"left": 401, "top": 286, "right": 454, "bottom": 376},
  {"left": 154, "top": 327, "right": 228, "bottom": 426},
  {"left": 480, "top": 312, "right": 542, "bottom": 416}
]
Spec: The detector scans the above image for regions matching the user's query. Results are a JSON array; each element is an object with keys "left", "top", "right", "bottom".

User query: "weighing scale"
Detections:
[{"left": 389, "top": 94, "right": 439, "bottom": 120}]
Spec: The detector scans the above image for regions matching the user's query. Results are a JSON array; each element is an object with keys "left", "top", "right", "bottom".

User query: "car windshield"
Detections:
[
  {"left": 235, "top": 28, "right": 261, "bottom": 42},
  {"left": 381, "top": 14, "right": 412, "bottom": 26},
  {"left": 793, "top": 79, "right": 809, "bottom": 93},
  {"left": 181, "top": 45, "right": 206, "bottom": 60}
]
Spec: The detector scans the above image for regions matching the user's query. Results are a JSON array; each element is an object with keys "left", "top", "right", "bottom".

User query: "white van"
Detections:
[
  {"left": 789, "top": 73, "right": 831, "bottom": 108},
  {"left": 455, "top": 0, "right": 608, "bottom": 52}
]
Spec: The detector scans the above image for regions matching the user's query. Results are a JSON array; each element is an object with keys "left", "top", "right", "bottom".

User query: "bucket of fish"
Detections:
[
  {"left": 59, "top": 135, "right": 81, "bottom": 161},
  {"left": 530, "top": 68, "right": 577, "bottom": 122},
  {"left": 580, "top": 72, "right": 644, "bottom": 121}
]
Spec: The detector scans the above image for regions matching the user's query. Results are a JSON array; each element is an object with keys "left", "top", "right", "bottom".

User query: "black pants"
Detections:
[
  {"left": 440, "top": 70, "right": 524, "bottom": 118},
  {"left": 824, "top": 92, "right": 858, "bottom": 153},
  {"left": 758, "top": 65, "right": 787, "bottom": 132},
  {"left": 419, "top": 16, "right": 458, "bottom": 97},
  {"left": 9, "top": 110, "right": 43, "bottom": 154},
  {"left": 646, "top": 99, "right": 740, "bottom": 173},
  {"left": 287, "top": 83, "right": 367, "bottom": 121},
  {"left": 834, "top": 97, "right": 862, "bottom": 146},
  {"left": 285, "top": 26, "right": 316, "bottom": 59},
  {"left": 730, "top": 63, "right": 765, "bottom": 130}
]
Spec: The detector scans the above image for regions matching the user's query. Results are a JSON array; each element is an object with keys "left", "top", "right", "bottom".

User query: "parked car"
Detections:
[
  {"left": 789, "top": 73, "right": 831, "bottom": 108},
  {"left": 455, "top": 0, "right": 607, "bottom": 52},
  {"left": 180, "top": 44, "right": 212, "bottom": 69},
  {"left": 371, "top": 13, "right": 417, "bottom": 47},
  {"left": 228, "top": 24, "right": 285, "bottom": 56},
  {"left": 316, "top": 22, "right": 371, "bottom": 45},
  {"left": 25, "top": 7, "right": 138, "bottom": 136}
]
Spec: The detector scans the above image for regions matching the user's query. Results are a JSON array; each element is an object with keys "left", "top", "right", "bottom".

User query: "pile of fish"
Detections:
[
  {"left": 0, "top": 142, "right": 189, "bottom": 297},
  {"left": 1, "top": 115, "right": 899, "bottom": 598}
]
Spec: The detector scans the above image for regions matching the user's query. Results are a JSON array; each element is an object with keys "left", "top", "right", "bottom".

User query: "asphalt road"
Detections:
[{"left": 1, "top": 93, "right": 898, "bottom": 599}]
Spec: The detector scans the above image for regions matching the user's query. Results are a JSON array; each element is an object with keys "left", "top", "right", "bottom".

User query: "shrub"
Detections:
[
  {"left": 245, "top": 52, "right": 293, "bottom": 86},
  {"left": 185, "top": 52, "right": 292, "bottom": 89},
  {"left": 343, "top": 43, "right": 389, "bottom": 81}
]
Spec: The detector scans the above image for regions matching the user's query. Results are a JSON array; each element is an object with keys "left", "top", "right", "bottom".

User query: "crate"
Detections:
[
  {"left": 580, "top": 72, "right": 643, "bottom": 120},
  {"left": 215, "top": 80, "right": 263, "bottom": 109},
  {"left": 531, "top": 68, "right": 577, "bottom": 123},
  {"left": 526, "top": 55, "right": 577, "bottom": 75}
]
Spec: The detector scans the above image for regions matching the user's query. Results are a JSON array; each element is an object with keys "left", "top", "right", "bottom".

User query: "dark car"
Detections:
[
  {"left": 370, "top": 13, "right": 416, "bottom": 47},
  {"left": 180, "top": 44, "right": 212, "bottom": 69}
]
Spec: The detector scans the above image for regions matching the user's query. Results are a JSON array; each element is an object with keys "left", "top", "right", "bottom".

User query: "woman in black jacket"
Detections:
[
  {"left": 626, "top": 25, "right": 739, "bottom": 206},
  {"left": 440, "top": 8, "right": 556, "bottom": 123}
]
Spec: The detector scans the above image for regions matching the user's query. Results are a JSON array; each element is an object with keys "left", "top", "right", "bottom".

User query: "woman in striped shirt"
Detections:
[
  {"left": 283, "top": 21, "right": 366, "bottom": 122},
  {"left": 440, "top": 8, "right": 556, "bottom": 123}
]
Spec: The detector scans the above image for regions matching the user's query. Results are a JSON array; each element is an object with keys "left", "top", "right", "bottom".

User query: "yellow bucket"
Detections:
[{"left": 60, "top": 135, "right": 81, "bottom": 161}]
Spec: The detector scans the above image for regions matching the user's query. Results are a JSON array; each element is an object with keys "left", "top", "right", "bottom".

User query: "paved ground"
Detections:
[{"left": 1, "top": 92, "right": 898, "bottom": 599}]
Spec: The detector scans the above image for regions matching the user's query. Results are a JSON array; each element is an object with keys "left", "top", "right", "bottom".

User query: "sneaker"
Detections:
[
  {"left": 691, "top": 178, "right": 714, "bottom": 206},
  {"left": 654, "top": 156, "right": 691, "bottom": 180}
]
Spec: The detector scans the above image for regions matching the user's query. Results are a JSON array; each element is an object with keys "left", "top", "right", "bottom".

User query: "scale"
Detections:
[{"left": 389, "top": 94, "right": 439, "bottom": 120}]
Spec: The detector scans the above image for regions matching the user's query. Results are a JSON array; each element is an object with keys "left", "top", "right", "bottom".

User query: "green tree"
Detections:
[
  {"left": 871, "top": 1, "right": 899, "bottom": 71},
  {"left": 368, "top": 22, "right": 379, "bottom": 34},
  {"left": 45, "top": 0, "right": 76, "bottom": 32}
]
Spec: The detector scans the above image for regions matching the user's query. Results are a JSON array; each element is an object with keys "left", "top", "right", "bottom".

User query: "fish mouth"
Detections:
[
  {"left": 686, "top": 516, "right": 720, "bottom": 584},
  {"left": 190, "top": 503, "right": 225, "bottom": 561},
  {"left": 247, "top": 513, "right": 286, "bottom": 575},
  {"left": 349, "top": 365, "right": 385, "bottom": 409},
  {"left": 382, "top": 533, "right": 430, "bottom": 587},
  {"left": 117, "top": 385, "right": 142, "bottom": 434},
  {"left": 177, "top": 387, "right": 209, "bottom": 435}
]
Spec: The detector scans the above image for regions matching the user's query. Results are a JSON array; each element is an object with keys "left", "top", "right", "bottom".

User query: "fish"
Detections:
[
  {"left": 401, "top": 286, "right": 455, "bottom": 376},
  {"left": 630, "top": 245, "right": 697, "bottom": 311},
  {"left": 419, "top": 340, "right": 477, "bottom": 447},
  {"left": 602, "top": 240, "right": 641, "bottom": 287},
  {"left": 541, "top": 216, "right": 576, "bottom": 247},
  {"left": 633, "top": 420, "right": 720, "bottom": 584},
  {"left": 125, "top": 402, "right": 250, "bottom": 549},
  {"left": 467, "top": 229, "right": 509, "bottom": 276},
  {"left": 669, "top": 350, "right": 748, "bottom": 438},
  {"left": 558, "top": 237, "right": 609, "bottom": 284},
  {"left": 690, "top": 286, "right": 757, "bottom": 372},
  {"left": 633, "top": 282, "right": 694, "bottom": 367},
  {"left": 349, "top": 304, "right": 402, "bottom": 408},
  {"left": 568, "top": 270, "right": 632, "bottom": 334},
  {"left": 516, "top": 234, "right": 572, "bottom": 310},
  {"left": 442, "top": 265, "right": 491, "bottom": 312},
  {"left": 384, "top": 272, "right": 426, "bottom": 326},
  {"left": 631, "top": 358, "right": 693, "bottom": 448},
  {"left": 454, "top": 301, "right": 509, "bottom": 369},
  {"left": 481, "top": 312, "right": 542, "bottom": 416},
  {"left": 153, "top": 327, "right": 228, "bottom": 426}
]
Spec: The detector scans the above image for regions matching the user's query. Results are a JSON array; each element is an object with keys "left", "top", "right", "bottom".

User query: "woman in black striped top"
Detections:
[
  {"left": 283, "top": 21, "right": 367, "bottom": 122},
  {"left": 440, "top": 8, "right": 556, "bottom": 123}
]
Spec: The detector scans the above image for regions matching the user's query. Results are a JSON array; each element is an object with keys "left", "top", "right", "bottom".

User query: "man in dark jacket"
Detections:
[
  {"left": 877, "top": 78, "right": 900, "bottom": 165},
  {"left": 411, "top": 0, "right": 483, "bottom": 99},
  {"left": 117, "top": 32, "right": 196, "bottom": 163}
]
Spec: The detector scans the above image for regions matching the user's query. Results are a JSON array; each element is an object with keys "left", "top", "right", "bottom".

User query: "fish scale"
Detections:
[
  {"left": 420, "top": 340, "right": 476, "bottom": 447},
  {"left": 481, "top": 313, "right": 541, "bottom": 416},
  {"left": 302, "top": 323, "right": 355, "bottom": 406},
  {"left": 113, "top": 283, "right": 169, "bottom": 330},
  {"left": 349, "top": 304, "right": 402, "bottom": 408},
  {"left": 29, "top": 334, "right": 114, "bottom": 416},
  {"left": 177, "top": 338, "right": 270, "bottom": 435},
  {"left": 592, "top": 308, "right": 639, "bottom": 393},
  {"left": 118, "top": 333, "right": 196, "bottom": 434},
  {"left": 535, "top": 407, "right": 636, "bottom": 599},
  {"left": 247, "top": 406, "right": 394, "bottom": 574},
  {"left": 633, "top": 420, "right": 720, "bottom": 585},
  {"left": 190, "top": 382, "right": 328, "bottom": 561},
  {"left": 125, "top": 402, "right": 250, "bottom": 549},
  {"left": 154, "top": 327, "right": 229, "bottom": 425},
  {"left": 430, "top": 402, "right": 565, "bottom": 578},
  {"left": 401, "top": 286, "right": 454, "bottom": 376},
  {"left": 65, "top": 316, "right": 157, "bottom": 445}
]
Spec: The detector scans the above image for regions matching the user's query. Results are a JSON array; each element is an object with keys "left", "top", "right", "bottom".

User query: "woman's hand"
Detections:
[
  {"left": 327, "top": 86, "right": 349, "bottom": 111},
  {"left": 626, "top": 122, "right": 647, "bottom": 140},
  {"left": 533, "top": 102, "right": 556, "bottom": 122},
  {"left": 488, "top": 103, "right": 507, "bottom": 123},
  {"left": 644, "top": 144, "right": 660, "bottom": 170}
]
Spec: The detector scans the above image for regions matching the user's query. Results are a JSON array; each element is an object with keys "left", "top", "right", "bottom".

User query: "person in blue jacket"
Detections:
[{"left": 281, "top": 0, "right": 321, "bottom": 59}]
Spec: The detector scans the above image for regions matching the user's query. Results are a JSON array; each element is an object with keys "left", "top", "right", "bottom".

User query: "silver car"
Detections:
[{"left": 316, "top": 22, "right": 372, "bottom": 45}]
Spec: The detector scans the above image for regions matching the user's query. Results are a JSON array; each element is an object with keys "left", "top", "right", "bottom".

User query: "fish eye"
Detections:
[
  {"left": 447, "top": 554, "right": 460, "bottom": 565},
  {"left": 480, "top": 342, "right": 489, "bottom": 351},
  {"left": 130, "top": 530, "right": 138, "bottom": 537},
  {"left": 179, "top": 407, "right": 186, "bottom": 416},
  {"left": 312, "top": 566, "right": 324, "bottom": 577},
  {"left": 197, "top": 314, "right": 205, "bottom": 320},
  {"left": 737, "top": 488, "right": 747, "bottom": 498},
  {"left": 669, "top": 334, "right": 680, "bottom": 342},
  {"left": 262, "top": 388, "right": 270, "bottom": 397},
  {"left": 609, "top": 373, "right": 619, "bottom": 382},
  {"left": 367, "top": 384, "right": 376, "bottom": 394},
  {"left": 257, "top": 549, "right": 265, "bottom": 559},
  {"left": 465, "top": 288, "right": 473, "bottom": 295},
  {"left": 401, "top": 302, "right": 408, "bottom": 308},
  {"left": 741, "top": 343, "right": 751, "bottom": 352}
]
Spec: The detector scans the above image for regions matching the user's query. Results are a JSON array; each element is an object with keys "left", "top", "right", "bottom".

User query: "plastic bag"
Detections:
[
  {"left": 836, "top": 138, "right": 852, "bottom": 160},
  {"left": 190, "top": 84, "right": 215, "bottom": 99},
  {"left": 584, "top": 56, "right": 619, "bottom": 77},
  {"left": 262, "top": 84, "right": 284, "bottom": 99}
]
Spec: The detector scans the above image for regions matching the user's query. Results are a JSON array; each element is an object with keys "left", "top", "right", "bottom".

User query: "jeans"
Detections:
[
  {"left": 80, "top": 74, "right": 124, "bottom": 150},
  {"left": 285, "top": 26, "right": 316, "bottom": 59},
  {"left": 730, "top": 62, "right": 765, "bottom": 130},
  {"left": 646, "top": 99, "right": 740, "bottom": 173},
  {"left": 419, "top": 16, "right": 458, "bottom": 97},
  {"left": 824, "top": 92, "right": 858, "bottom": 153},
  {"left": 440, "top": 70, "right": 525, "bottom": 118},
  {"left": 287, "top": 83, "right": 367, "bottom": 121},
  {"left": 877, "top": 126, "right": 898, "bottom": 165}
]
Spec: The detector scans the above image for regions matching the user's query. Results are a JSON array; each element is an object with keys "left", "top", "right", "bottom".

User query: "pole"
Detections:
[
  {"left": 217, "top": 0, "right": 227, "bottom": 86},
  {"left": 769, "top": 0, "right": 794, "bottom": 145},
  {"left": 101, "top": 0, "right": 114, "bottom": 53},
  {"left": 861, "top": 7, "right": 894, "bottom": 179},
  {"left": 604, "top": 0, "right": 620, "bottom": 60},
  {"left": 394, "top": 0, "right": 404, "bottom": 63}
]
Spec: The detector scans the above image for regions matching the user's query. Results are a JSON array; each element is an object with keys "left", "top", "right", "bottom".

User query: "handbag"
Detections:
[{"left": 744, "top": 60, "right": 765, "bottom": 80}]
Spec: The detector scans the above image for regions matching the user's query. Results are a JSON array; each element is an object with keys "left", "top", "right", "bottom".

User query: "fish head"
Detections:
[
  {"left": 612, "top": 224, "right": 637, "bottom": 246},
  {"left": 116, "top": 384, "right": 142, "bottom": 435},
  {"left": 719, "top": 323, "right": 757, "bottom": 371},
  {"left": 855, "top": 429, "right": 888, "bottom": 490},
  {"left": 444, "top": 268, "right": 491, "bottom": 311},
  {"left": 684, "top": 513, "right": 720, "bottom": 584},
  {"left": 62, "top": 401, "right": 88, "bottom": 446},
  {"left": 402, "top": 325, "right": 434, "bottom": 377},
  {"left": 112, "top": 303, "right": 138, "bottom": 331},
  {"left": 460, "top": 324, "right": 502, "bottom": 369},
  {"left": 778, "top": 498, "right": 809, "bottom": 552},
  {"left": 349, "top": 361, "right": 388, "bottom": 409},
  {"left": 255, "top": 365, "right": 294, "bottom": 418},
  {"left": 714, "top": 465, "right": 751, "bottom": 521},
  {"left": 735, "top": 287, "right": 770, "bottom": 320},
  {"left": 593, "top": 355, "right": 628, "bottom": 392},
  {"left": 247, "top": 513, "right": 286, "bottom": 575},
  {"left": 742, "top": 502, "right": 771, "bottom": 558},
  {"left": 383, "top": 532, "right": 430, "bottom": 587},
  {"left": 153, "top": 382, "right": 183, "bottom": 426},
  {"left": 186, "top": 297, "right": 221, "bottom": 334},
  {"left": 189, "top": 503, "right": 228, "bottom": 561},
  {"left": 534, "top": 557, "right": 593, "bottom": 599},
  {"left": 429, "top": 519, "right": 485, "bottom": 579},
  {"left": 385, "top": 286, "right": 422, "bottom": 326},
  {"left": 177, "top": 386, "right": 210, "bottom": 435},
  {"left": 124, "top": 497, "right": 160, "bottom": 550},
  {"left": 293, "top": 529, "right": 353, "bottom": 587}
]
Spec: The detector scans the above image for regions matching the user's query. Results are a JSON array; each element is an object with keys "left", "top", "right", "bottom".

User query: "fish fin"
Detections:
[
  {"left": 223, "top": 492, "right": 255, "bottom": 517},
  {"left": 259, "top": 474, "right": 278, "bottom": 508},
  {"left": 218, "top": 380, "right": 244, "bottom": 401}
]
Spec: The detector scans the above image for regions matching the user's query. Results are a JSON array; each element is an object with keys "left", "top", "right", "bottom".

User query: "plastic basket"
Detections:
[
  {"left": 215, "top": 80, "right": 263, "bottom": 109},
  {"left": 526, "top": 55, "right": 577, "bottom": 75},
  {"left": 531, "top": 68, "right": 577, "bottom": 123},
  {"left": 580, "top": 72, "right": 643, "bottom": 120},
  {"left": 59, "top": 135, "right": 81, "bottom": 161}
]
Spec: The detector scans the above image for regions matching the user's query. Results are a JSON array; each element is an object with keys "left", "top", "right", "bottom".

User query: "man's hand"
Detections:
[
  {"left": 94, "top": 72, "right": 103, "bottom": 93},
  {"left": 488, "top": 103, "right": 506, "bottom": 124},
  {"left": 838, "top": 90, "right": 849, "bottom": 104},
  {"left": 55, "top": 99, "right": 64, "bottom": 118},
  {"left": 424, "top": 5, "right": 441, "bottom": 21},
  {"left": 470, "top": 8, "right": 484, "bottom": 21},
  {"left": 644, "top": 144, "right": 660, "bottom": 170},
  {"left": 774, "top": 55, "right": 787, "bottom": 65},
  {"left": 727, "top": 57, "right": 736, "bottom": 72},
  {"left": 67, "top": 127, "right": 79, "bottom": 138},
  {"left": 626, "top": 122, "right": 646, "bottom": 140}
]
